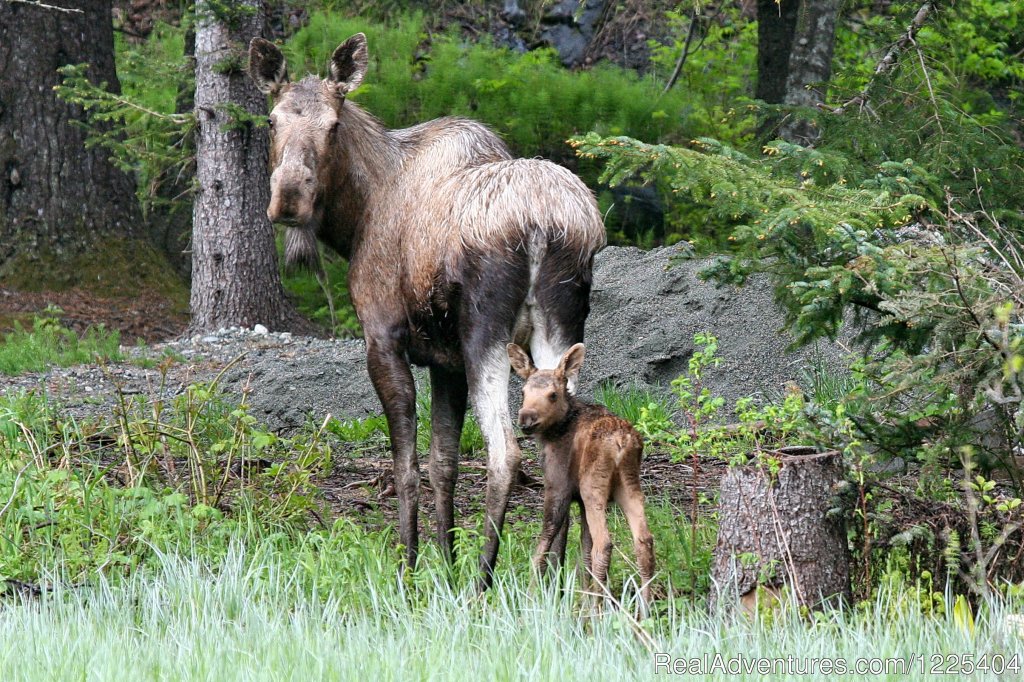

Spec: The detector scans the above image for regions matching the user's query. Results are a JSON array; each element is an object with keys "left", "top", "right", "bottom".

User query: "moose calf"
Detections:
[{"left": 508, "top": 343, "right": 655, "bottom": 605}]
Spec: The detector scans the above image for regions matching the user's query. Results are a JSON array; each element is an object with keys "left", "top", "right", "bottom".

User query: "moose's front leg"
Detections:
[
  {"left": 366, "top": 336, "right": 420, "bottom": 569},
  {"left": 428, "top": 365, "right": 468, "bottom": 564},
  {"left": 467, "top": 345, "right": 521, "bottom": 591}
]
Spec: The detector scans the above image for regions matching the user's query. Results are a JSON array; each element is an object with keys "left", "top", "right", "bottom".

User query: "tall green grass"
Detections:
[
  {"left": 594, "top": 381, "right": 676, "bottom": 427},
  {"left": 1, "top": 544, "right": 1021, "bottom": 681},
  {"left": 0, "top": 315, "right": 122, "bottom": 375}
]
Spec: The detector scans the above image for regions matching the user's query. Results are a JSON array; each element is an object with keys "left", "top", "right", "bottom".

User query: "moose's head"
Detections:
[{"left": 248, "top": 33, "right": 368, "bottom": 266}]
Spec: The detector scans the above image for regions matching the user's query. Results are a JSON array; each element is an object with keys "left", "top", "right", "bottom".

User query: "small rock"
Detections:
[{"left": 253, "top": 324, "right": 269, "bottom": 335}]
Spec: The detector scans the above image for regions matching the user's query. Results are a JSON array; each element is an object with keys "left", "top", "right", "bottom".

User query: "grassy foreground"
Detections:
[
  {"left": 2, "top": 327, "right": 1023, "bottom": 680},
  {"left": 1, "top": 538, "right": 1022, "bottom": 681}
]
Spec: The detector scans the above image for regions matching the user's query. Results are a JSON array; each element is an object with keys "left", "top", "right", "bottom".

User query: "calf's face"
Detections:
[{"left": 508, "top": 343, "right": 586, "bottom": 434}]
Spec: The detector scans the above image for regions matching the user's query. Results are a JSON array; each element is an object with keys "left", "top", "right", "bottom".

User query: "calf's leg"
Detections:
[
  {"left": 580, "top": 485, "right": 613, "bottom": 604},
  {"left": 534, "top": 486, "right": 572, "bottom": 577},
  {"left": 549, "top": 516, "right": 570, "bottom": 574},
  {"left": 615, "top": 475, "right": 656, "bottom": 606}
]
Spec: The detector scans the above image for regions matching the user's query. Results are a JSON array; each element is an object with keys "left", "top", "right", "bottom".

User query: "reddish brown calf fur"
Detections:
[{"left": 508, "top": 343, "right": 655, "bottom": 605}]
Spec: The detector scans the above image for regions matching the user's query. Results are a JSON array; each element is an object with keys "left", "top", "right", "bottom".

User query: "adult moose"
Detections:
[{"left": 248, "top": 33, "right": 605, "bottom": 588}]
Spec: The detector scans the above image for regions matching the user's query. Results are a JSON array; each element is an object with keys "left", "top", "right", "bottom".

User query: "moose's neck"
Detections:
[
  {"left": 337, "top": 102, "right": 404, "bottom": 193},
  {"left": 319, "top": 102, "right": 403, "bottom": 257}
]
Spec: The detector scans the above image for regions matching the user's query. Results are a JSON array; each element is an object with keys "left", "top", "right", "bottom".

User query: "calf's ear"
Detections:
[
  {"left": 558, "top": 343, "right": 586, "bottom": 390},
  {"left": 507, "top": 344, "right": 536, "bottom": 379},
  {"left": 330, "top": 33, "right": 369, "bottom": 93},
  {"left": 248, "top": 37, "right": 289, "bottom": 96}
]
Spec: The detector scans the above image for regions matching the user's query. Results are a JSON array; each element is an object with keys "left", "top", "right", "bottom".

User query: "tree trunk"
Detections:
[
  {"left": 779, "top": 0, "right": 842, "bottom": 144},
  {"left": 755, "top": 0, "right": 800, "bottom": 104},
  {"left": 0, "top": 0, "right": 141, "bottom": 281},
  {"left": 189, "top": 0, "right": 309, "bottom": 334},
  {"left": 711, "top": 448, "right": 851, "bottom": 613}
]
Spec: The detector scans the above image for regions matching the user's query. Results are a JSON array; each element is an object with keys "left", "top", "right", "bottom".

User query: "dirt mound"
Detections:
[
  {"left": 579, "top": 245, "right": 853, "bottom": 410},
  {"left": 1, "top": 245, "right": 852, "bottom": 431}
]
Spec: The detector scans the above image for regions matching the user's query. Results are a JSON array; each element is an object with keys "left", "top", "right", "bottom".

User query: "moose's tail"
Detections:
[{"left": 454, "top": 157, "right": 605, "bottom": 381}]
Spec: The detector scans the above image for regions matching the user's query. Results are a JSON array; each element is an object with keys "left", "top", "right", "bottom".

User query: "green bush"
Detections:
[
  {"left": 0, "top": 312, "right": 122, "bottom": 375},
  {"left": 283, "top": 11, "right": 732, "bottom": 166},
  {"left": 0, "top": 375, "right": 331, "bottom": 583}
]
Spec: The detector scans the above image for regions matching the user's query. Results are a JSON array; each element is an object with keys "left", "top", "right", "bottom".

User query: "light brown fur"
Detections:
[
  {"left": 249, "top": 34, "right": 605, "bottom": 588},
  {"left": 509, "top": 343, "right": 655, "bottom": 607}
]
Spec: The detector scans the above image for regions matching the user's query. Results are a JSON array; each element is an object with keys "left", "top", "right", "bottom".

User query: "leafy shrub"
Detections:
[
  {"left": 0, "top": 374, "right": 331, "bottom": 583},
  {"left": 283, "top": 11, "right": 734, "bottom": 171},
  {"left": 57, "top": 23, "right": 194, "bottom": 215}
]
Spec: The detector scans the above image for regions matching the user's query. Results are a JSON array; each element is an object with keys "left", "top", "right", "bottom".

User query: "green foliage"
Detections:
[
  {"left": 647, "top": 4, "right": 759, "bottom": 143},
  {"left": 638, "top": 334, "right": 813, "bottom": 467},
  {"left": 195, "top": 0, "right": 258, "bottom": 29},
  {"left": 283, "top": 10, "right": 731, "bottom": 173},
  {"left": 4, "top": 538, "right": 1021, "bottom": 681},
  {"left": 795, "top": 217, "right": 1024, "bottom": 485},
  {"left": 56, "top": 22, "right": 194, "bottom": 215},
  {"left": 797, "top": 346, "right": 858, "bottom": 415},
  {"left": 325, "top": 414, "right": 389, "bottom": 445},
  {"left": 572, "top": 132, "right": 936, "bottom": 344},
  {"left": 277, "top": 242, "right": 361, "bottom": 338},
  {"left": 414, "top": 388, "right": 486, "bottom": 456},
  {"left": 593, "top": 382, "right": 674, "bottom": 427},
  {"left": 0, "top": 373, "right": 330, "bottom": 584},
  {"left": 824, "top": 1, "right": 1024, "bottom": 225},
  {"left": 324, "top": 387, "right": 485, "bottom": 457},
  {"left": 0, "top": 311, "right": 122, "bottom": 375}
]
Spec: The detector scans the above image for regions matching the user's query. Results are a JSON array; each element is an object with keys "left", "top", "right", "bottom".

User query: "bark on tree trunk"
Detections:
[
  {"left": 779, "top": 0, "right": 842, "bottom": 145},
  {"left": 189, "top": 0, "right": 309, "bottom": 334},
  {"left": 755, "top": 0, "right": 800, "bottom": 104},
  {"left": 0, "top": 0, "right": 140, "bottom": 279},
  {"left": 711, "top": 448, "right": 851, "bottom": 613}
]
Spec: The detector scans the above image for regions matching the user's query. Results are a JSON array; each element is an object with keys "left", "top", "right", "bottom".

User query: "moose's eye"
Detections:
[{"left": 548, "top": 392, "right": 557, "bottom": 403}]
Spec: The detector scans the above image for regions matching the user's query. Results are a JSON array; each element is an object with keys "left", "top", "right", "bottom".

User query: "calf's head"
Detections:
[
  {"left": 508, "top": 343, "right": 586, "bottom": 435},
  {"left": 248, "top": 33, "right": 368, "bottom": 267}
]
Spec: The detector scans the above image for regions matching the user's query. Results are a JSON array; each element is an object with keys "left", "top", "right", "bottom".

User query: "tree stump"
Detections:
[{"left": 710, "top": 447, "right": 851, "bottom": 613}]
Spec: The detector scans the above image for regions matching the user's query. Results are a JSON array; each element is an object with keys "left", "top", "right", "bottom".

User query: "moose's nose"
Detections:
[
  {"left": 518, "top": 409, "right": 538, "bottom": 433},
  {"left": 267, "top": 184, "right": 310, "bottom": 225}
]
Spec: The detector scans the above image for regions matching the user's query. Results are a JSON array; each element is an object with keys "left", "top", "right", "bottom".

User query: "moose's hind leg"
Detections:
[
  {"left": 467, "top": 343, "right": 522, "bottom": 591},
  {"left": 461, "top": 246, "right": 530, "bottom": 591},
  {"left": 614, "top": 474, "right": 656, "bottom": 606}
]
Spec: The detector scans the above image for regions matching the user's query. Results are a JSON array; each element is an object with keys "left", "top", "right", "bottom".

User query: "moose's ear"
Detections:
[
  {"left": 557, "top": 343, "right": 586, "bottom": 393},
  {"left": 329, "top": 33, "right": 368, "bottom": 93},
  {"left": 249, "top": 37, "right": 288, "bottom": 95},
  {"left": 507, "top": 344, "right": 536, "bottom": 380}
]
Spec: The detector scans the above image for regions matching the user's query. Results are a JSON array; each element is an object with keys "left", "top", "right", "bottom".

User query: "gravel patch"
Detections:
[{"left": 1, "top": 246, "right": 854, "bottom": 431}]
